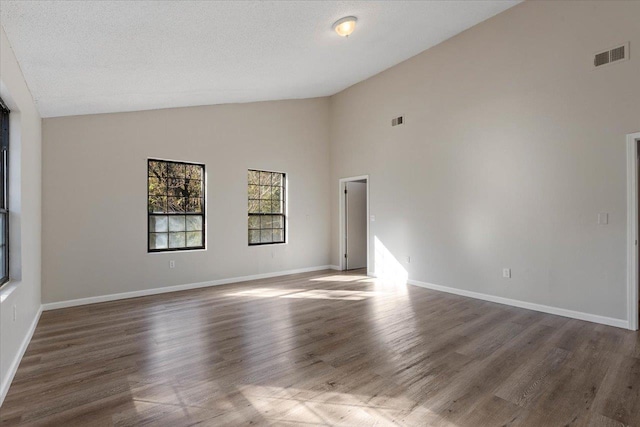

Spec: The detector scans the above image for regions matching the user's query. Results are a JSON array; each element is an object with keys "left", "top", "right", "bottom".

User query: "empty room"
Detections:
[{"left": 1, "top": 0, "right": 639, "bottom": 425}]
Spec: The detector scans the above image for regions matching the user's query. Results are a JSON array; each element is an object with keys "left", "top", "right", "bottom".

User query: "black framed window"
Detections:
[
  {"left": 0, "top": 98, "right": 9, "bottom": 285},
  {"left": 248, "top": 169, "right": 286, "bottom": 245},
  {"left": 148, "top": 159, "right": 205, "bottom": 252}
]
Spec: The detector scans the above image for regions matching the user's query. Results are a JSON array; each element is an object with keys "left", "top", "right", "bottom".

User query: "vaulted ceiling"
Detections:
[{"left": 0, "top": 1, "right": 520, "bottom": 117}]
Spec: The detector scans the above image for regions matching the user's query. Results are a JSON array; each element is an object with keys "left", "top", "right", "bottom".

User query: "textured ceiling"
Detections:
[{"left": 0, "top": 1, "right": 520, "bottom": 117}]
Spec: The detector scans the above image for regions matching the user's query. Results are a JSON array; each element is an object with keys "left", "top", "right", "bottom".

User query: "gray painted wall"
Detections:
[
  {"left": 329, "top": 0, "right": 640, "bottom": 321},
  {"left": 0, "top": 26, "right": 42, "bottom": 403},
  {"left": 42, "top": 98, "right": 331, "bottom": 303}
]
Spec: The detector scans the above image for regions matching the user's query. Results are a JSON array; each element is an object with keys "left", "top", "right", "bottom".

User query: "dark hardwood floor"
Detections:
[{"left": 1, "top": 269, "right": 639, "bottom": 426}]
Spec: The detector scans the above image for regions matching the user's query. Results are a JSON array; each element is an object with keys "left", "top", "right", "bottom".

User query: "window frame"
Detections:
[
  {"left": 248, "top": 169, "right": 286, "bottom": 246},
  {"left": 147, "top": 159, "right": 206, "bottom": 253},
  {"left": 0, "top": 97, "right": 9, "bottom": 286}
]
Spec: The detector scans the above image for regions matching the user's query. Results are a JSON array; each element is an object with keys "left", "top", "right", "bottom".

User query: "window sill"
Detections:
[
  {"left": 249, "top": 242, "right": 288, "bottom": 247},
  {"left": 147, "top": 248, "right": 207, "bottom": 254},
  {"left": 0, "top": 280, "right": 18, "bottom": 303}
]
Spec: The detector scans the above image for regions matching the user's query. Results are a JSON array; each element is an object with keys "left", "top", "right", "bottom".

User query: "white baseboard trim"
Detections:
[
  {"left": 42, "top": 265, "right": 336, "bottom": 311},
  {"left": 408, "top": 279, "right": 629, "bottom": 329},
  {"left": 328, "top": 266, "right": 371, "bottom": 272},
  {"left": 0, "top": 305, "right": 42, "bottom": 407}
]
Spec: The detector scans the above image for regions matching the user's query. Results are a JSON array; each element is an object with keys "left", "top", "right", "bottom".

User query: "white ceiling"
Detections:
[{"left": 0, "top": 1, "right": 520, "bottom": 118}]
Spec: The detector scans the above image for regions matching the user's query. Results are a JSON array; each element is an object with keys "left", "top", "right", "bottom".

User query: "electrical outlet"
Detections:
[
  {"left": 598, "top": 213, "right": 609, "bottom": 225},
  {"left": 503, "top": 268, "right": 511, "bottom": 278},
  {"left": 406, "top": 256, "right": 411, "bottom": 264},
  {"left": 169, "top": 260, "right": 175, "bottom": 269}
]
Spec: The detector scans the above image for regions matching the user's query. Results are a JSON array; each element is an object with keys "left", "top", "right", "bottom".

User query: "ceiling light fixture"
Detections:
[{"left": 333, "top": 16, "right": 357, "bottom": 37}]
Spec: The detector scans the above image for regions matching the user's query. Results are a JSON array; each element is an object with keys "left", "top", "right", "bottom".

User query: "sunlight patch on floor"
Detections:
[
  {"left": 225, "top": 288, "right": 305, "bottom": 298},
  {"left": 225, "top": 288, "right": 386, "bottom": 301},
  {"left": 281, "top": 289, "right": 387, "bottom": 301},
  {"left": 237, "top": 384, "right": 452, "bottom": 426},
  {"left": 311, "top": 275, "right": 370, "bottom": 282},
  {"left": 374, "top": 236, "right": 409, "bottom": 291}
]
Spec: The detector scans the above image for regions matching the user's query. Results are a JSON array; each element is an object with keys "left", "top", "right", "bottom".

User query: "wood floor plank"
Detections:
[
  {"left": 597, "top": 355, "right": 640, "bottom": 426},
  {"left": 494, "top": 346, "right": 570, "bottom": 407},
  {"left": 1, "top": 269, "right": 639, "bottom": 426}
]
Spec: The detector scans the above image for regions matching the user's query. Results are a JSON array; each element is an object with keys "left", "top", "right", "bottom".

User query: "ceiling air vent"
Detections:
[
  {"left": 594, "top": 51, "right": 610, "bottom": 67},
  {"left": 391, "top": 116, "right": 404, "bottom": 127},
  {"left": 594, "top": 42, "right": 629, "bottom": 69}
]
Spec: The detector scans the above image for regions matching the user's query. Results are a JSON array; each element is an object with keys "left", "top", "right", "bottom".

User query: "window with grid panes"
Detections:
[
  {"left": 248, "top": 170, "right": 285, "bottom": 245},
  {"left": 148, "top": 159, "right": 205, "bottom": 252},
  {"left": 0, "top": 98, "right": 9, "bottom": 286}
]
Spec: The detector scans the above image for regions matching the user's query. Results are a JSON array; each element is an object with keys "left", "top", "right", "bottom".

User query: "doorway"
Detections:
[
  {"left": 339, "top": 176, "right": 369, "bottom": 272},
  {"left": 626, "top": 132, "right": 640, "bottom": 330}
]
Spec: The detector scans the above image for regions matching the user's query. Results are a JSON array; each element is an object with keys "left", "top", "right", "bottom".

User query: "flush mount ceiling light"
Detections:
[{"left": 333, "top": 16, "right": 357, "bottom": 37}]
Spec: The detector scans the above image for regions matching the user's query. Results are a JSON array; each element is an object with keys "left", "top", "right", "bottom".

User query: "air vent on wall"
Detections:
[
  {"left": 391, "top": 116, "right": 404, "bottom": 127},
  {"left": 594, "top": 42, "right": 629, "bottom": 69}
]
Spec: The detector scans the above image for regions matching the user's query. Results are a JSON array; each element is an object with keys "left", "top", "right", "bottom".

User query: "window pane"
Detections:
[
  {"left": 248, "top": 199, "right": 260, "bottom": 214},
  {"left": 186, "top": 164, "right": 203, "bottom": 180},
  {"left": 149, "top": 196, "right": 167, "bottom": 213},
  {"left": 0, "top": 246, "right": 5, "bottom": 279},
  {"left": 168, "top": 163, "right": 186, "bottom": 178},
  {"left": 273, "top": 173, "right": 283, "bottom": 186},
  {"left": 0, "top": 212, "right": 5, "bottom": 244},
  {"left": 272, "top": 216, "right": 283, "bottom": 229},
  {"left": 249, "top": 230, "right": 261, "bottom": 244},
  {"left": 186, "top": 215, "right": 202, "bottom": 231},
  {"left": 259, "top": 185, "right": 271, "bottom": 199},
  {"left": 168, "top": 178, "right": 186, "bottom": 198},
  {"left": 0, "top": 213, "right": 5, "bottom": 278},
  {"left": 248, "top": 184, "right": 259, "bottom": 199},
  {"left": 260, "top": 171, "right": 272, "bottom": 185},
  {"left": 261, "top": 215, "right": 273, "bottom": 229},
  {"left": 260, "top": 230, "right": 273, "bottom": 243},
  {"left": 148, "top": 177, "right": 167, "bottom": 196},
  {"left": 248, "top": 216, "right": 260, "bottom": 229},
  {"left": 168, "top": 197, "right": 186, "bottom": 212},
  {"left": 186, "top": 179, "right": 203, "bottom": 198},
  {"left": 248, "top": 170, "right": 260, "bottom": 185},
  {"left": 149, "top": 215, "right": 168, "bottom": 232},
  {"left": 0, "top": 162, "right": 4, "bottom": 210},
  {"left": 150, "top": 233, "right": 168, "bottom": 249},
  {"left": 186, "top": 231, "right": 203, "bottom": 247},
  {"left": 271, "top": 199, "right": 283, "bottom": 214},
  {"left": 273, "top": 229, "right": 284, "bottom": 243},
  {"left": 260, "top": 200, "right": 272, "bottom": 214},
  {"left": 186, "top": 198, "right": 203, "bottom": 213},
  {"left": 272, "top": 186, "right": 282, "bottom": 200},
  {"left": 149, "top": 161, "right": 167, "bottom": 178},
  {"left": 169, "top": 216, "right": 186, "bottom": 232},
  {"left": 169, "top": 232, "right": 186, "bottom": 248}
]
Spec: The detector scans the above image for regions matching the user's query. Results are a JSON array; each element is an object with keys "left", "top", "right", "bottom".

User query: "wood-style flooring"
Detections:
[{"left": 1, "top": 269, "right": 639, "bottom": 426}]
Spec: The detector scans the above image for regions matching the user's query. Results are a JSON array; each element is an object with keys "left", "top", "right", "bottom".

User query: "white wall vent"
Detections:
[
  {"left": 594, "top": 42, "right": 629, "bottom": 69},
  {"left": 391, "top": 116, "right": 404, "bottom": 127}
]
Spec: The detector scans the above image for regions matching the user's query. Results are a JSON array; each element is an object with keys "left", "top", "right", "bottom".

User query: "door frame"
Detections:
[
  {"left": 626, "top": 132, "right": 640, "bottom": 331},
  {"left": 339, "top": 175, "right": 369, "bottom": 272}
]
